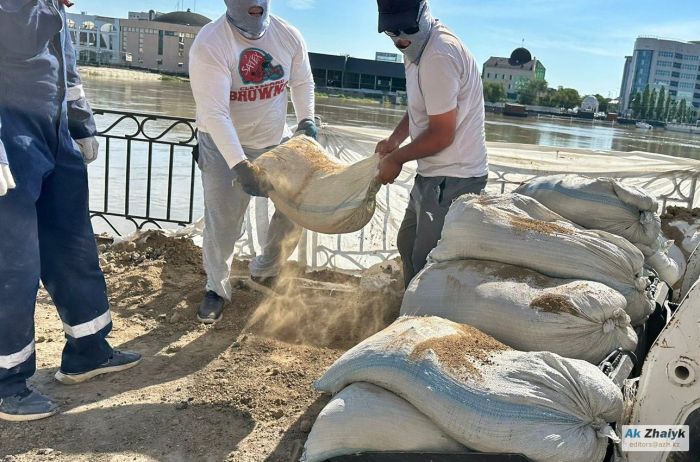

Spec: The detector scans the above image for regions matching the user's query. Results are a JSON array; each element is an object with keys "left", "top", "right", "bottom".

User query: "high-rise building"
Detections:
[
  {"left": 482, "top": 47, "right": 546, "bottom": 100},
  {"left": 619, "top": 37, "right": 700, "bottom": 119}
]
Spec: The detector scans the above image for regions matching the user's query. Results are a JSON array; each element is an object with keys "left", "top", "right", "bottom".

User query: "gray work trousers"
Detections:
[
  {"left": 197, "top": 132, "right": 302, "bottom": 300},
  {"left": 397, "top": 174, "right": 488, "bottom": 288}
]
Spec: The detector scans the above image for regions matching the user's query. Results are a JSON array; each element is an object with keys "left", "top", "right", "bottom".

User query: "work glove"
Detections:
[
  {"left": 233, "top": 160, "right": 273, "bottom": 198},
  {"left": 0, "top": 144, "right": 16, "bottom": 196},
  {"left": 74, "top": 136, "right": 99, "bottom": 164},
  {"left": 294, "top": 118, "right": 318, "bottom": 139}
]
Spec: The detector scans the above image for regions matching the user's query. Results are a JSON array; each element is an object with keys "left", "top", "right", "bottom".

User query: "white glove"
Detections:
[
  {"left": 75, "top": 136, "right": 99, "bottom": 164},
  {"left": 0, "top": 164, "right": 16, "bottom": 196}
]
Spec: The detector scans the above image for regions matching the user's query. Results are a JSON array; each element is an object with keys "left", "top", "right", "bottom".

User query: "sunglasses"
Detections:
[{"left": 384, "top": 25, "right": 420, "bottom": 37}]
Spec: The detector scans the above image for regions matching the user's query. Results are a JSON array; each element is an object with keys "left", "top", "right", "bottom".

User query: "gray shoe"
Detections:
[
  {"left": 247, "top": 275, "right": 279, "bottom": 296},
  {"left": 0, "top": 388, "right": 58, "bottom": 422},
  {"left": 197, "top": 290, "right": 225, "bottom": 324},
  {"left": 55, "top": 350, "right": 142, "bottom": 385}
]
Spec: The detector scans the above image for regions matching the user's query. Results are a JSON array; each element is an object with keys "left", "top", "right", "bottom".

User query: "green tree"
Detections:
[
  {"left": 551, "top": 87, "right": 582, "bottom": 109},
  {"left": 517, "top": 79, "right": 548, "bottom": 105},
  {"left": 669, "top": 100, "right": 678, "bottom": 121},
  {"left": 663, "top": 93, "right": 671, "bottom": 121},
  {"left": 631, "top": 92, "right": 642, "bottom": 118},
  {"left": 640, "top": 85, "right": 650, "bottom": 119},
  {"left": 655, "top": 87, "right": 666, "bottom": 121},
  {"left": 648, "top": 88, "right": 657, "bottom": 121},
  {"left": 594, "top": 94, "right": 610, "bottom": 112},
  {"left": 678, "top": 99, "right": 688, "bottom": 123},
  {"left": 483, "top": 81, "right": 506, "bottom": 103}
]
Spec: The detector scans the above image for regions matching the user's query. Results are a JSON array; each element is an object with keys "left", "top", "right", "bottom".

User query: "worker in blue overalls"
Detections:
[{"left": 0, "top": 0, "right": 141, "bottom": 421}]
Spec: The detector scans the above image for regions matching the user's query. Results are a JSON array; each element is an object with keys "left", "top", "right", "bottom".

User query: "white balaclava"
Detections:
[
  {"left": 225, "top": 0, "right": 271, "bottom": 40},
  {"left": 390, "top": 1, "right": 435, "bottom": 65}
]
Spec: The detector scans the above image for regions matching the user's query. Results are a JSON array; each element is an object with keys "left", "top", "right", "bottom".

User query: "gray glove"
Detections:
[
  {"left": 294, "top": 118, "right": 318, "bottom": 139},
  {"left": 0, "top": 142, "right": 16, "bottom": 196},
  {"left": 74, "top": 136, "right": 99, "bottom": 164},
  {"left": 233, "top": 160, "right": 272, "bottom": 197}
]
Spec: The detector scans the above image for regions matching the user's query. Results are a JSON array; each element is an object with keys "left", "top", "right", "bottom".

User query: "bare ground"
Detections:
[{"left": 0, "top": 232, "right": 402, "bottom": 462}]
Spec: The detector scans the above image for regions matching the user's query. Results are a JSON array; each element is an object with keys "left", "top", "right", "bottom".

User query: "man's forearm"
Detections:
[{"left": 390, "top": 125, "right": 453, "bottom": 164}]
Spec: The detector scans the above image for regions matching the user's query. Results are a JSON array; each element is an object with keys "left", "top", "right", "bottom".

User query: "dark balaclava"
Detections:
[
  {"left": 225, "top": 0, "right": 271, "bottom": 40},
  {"left": 389, "top": 1, "right": 435, "bottom": 65}
]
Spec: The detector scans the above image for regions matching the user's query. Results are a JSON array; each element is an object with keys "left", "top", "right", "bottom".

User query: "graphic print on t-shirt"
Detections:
[{"left": 239, "top": 48, "right": 284, "bottom": 84}]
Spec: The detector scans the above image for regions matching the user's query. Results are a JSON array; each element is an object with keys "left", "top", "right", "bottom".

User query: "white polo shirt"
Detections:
[{"left": 405, "top": 23, "right": 489, "bottom": 178}]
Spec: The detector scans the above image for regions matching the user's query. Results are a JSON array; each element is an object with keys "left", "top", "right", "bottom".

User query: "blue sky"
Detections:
[{"left": 74, "top": 0, "right": 700, "bottom": 97}]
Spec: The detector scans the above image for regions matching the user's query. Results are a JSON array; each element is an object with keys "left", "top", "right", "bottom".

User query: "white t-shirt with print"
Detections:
[
  {"left": 190, "top": 15, "right": 314, "bottom": 169},
  {"left": 405, "top": 23, "right": 488, "bottom": 178}
]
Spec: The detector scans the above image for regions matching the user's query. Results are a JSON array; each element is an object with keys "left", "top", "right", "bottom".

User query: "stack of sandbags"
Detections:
[
  {"left": 311, "top": 316, "right": 623, "bottom": 462},
  {"left": 301, "top": 382, "right": 465, "bottom": 462},
  {"left": 429, "top": 193, "right": 654, "bottom": 324},
  {"left": 254, "top": 136, "right": 381, "bottom": 234},
  {"left": 514, "top": 174, "right": 685, "bottom": 285},
  {"left": 401, "top": 260, "right": 637, "bottom": 363},
  {"left": 636, "top": 235, "right": 687, "bottom": 287}
]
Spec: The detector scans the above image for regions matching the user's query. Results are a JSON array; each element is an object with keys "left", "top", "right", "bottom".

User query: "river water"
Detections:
[{"left": 81, "top": 76, "right": 700, "bottom": 235}]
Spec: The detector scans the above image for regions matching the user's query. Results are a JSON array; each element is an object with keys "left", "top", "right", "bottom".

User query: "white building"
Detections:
[
  {"left": 66, "top": 12, "right": 121, "bottom": 65},
  {"left": 482, "top": 47, "right": 546, "bottom": 100},
  {"left": 619, "top": 37, "right": 700, "bottom": 119}
]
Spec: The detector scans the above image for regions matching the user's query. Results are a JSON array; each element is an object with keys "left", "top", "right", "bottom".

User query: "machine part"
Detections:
[
  {"left": 626, "top": 279, "right": 700, "bottom": 462},
  {"left": 679, "top": 243, "right": 700, "bottom": 302}
]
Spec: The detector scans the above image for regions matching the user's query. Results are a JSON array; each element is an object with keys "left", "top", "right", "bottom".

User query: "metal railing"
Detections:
[
  {"left": 89, "top": 109, "right": 700, "bottom": 271},
  {"left": 90, "top": 108, "right": 199, "bottom": 236}
]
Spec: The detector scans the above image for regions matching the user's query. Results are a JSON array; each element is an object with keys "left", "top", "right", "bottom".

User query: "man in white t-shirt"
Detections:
[
  {"left": 375, "top": 0, "right": 489, "bottom": 288},
  {"left": 189, "top": 0, "right": 317, "bottom": 323}
]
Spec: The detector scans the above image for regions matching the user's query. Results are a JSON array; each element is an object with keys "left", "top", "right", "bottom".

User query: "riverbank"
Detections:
[
  {"left": 78, "top": 65, "right": 189, "bottom": 83},
  {"left": 0, "top": 231, "right": 403, "bottom": 462}
]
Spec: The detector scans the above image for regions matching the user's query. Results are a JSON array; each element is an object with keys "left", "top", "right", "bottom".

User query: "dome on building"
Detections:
[
  {"left": 508, "top": 47, "right": 532, "bottom": 66},
  {"left": 156, "top": 10, "right": 211, "bottom": 27}
]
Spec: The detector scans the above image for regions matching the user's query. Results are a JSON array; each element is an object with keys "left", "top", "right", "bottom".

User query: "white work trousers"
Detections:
[{"left": 197, "top": 132, "right": 302, "bottom": 300}]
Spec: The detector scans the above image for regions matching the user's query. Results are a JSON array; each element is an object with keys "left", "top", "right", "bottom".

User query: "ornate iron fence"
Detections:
[{"left": 89, "top": 108, "right": 199, "bottom": 236}]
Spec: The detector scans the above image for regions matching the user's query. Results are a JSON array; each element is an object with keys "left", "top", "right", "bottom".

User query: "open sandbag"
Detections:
[
  {"left": 514, "top": 174, "right": 660, "bottom": 246},
  {"left": 316, "top": 316, "right": 623, "bottom": 462},
  {"left": 428, "top": 193, "right": 654, "bottom": 324},
  {"left": 253, "top": 136, "right": 381, "bottom": 234},
  {"left": 302, "top": 382, "right": 465, "bottom": 462},
  {"left": 636, "top": 235, "right": 687, "bottom": 286},
  {"left": 401, "top": 260, "right": 637, "bottom": 363}
]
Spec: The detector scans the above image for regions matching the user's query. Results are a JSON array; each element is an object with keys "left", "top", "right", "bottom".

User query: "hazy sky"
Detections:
[{"left": 72, "top": 0, "right": 700, "bottom": 97}]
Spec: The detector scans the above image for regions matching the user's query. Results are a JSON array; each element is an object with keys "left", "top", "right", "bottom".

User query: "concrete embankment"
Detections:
[{"left": 78, "top": 65, "right": 188, "bottom": 82}]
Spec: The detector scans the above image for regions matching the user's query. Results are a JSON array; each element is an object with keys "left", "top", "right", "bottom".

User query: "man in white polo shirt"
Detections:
[
  {"left": 189, "top": 0, "right": 317, "bottom": 323},
  {"left": 375, "top": 0, "right": 489, "bottom": 288}
]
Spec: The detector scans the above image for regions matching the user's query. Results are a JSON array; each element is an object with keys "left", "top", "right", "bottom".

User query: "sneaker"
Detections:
[
  {"left": 197, "top": 290, "right": 225, "bottom": 324},
  {"left": 247, "top": 275, "right": 279, "bottom": 296},
  {"left": 55, "top": 350, "right": 142, "bottom": 385},
  {"left": 0, "top": 388, "right": 58, "bottom": 422}
]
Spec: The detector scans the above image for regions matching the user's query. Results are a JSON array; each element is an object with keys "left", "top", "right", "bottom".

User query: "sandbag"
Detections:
[
  {"left": 515, "top": 174, "right": 660, "bottom": 246},
  {"left": 254, "top": 136, "right": 381, "bottom": 234},
  {"left": 302, "top": 382, "right": 465, "bottom": 462},
  {"left": 316, "top": 317, "right": 623, "bottom": 462},
  {"left": 636, "top": 235, "right": 687, "bottom": 286},
  {"left": 401, "top": 260, "right": 637, "bottom": 363},
  {"left": 428, "top": 193, "right": 654, "bottom": 324}
]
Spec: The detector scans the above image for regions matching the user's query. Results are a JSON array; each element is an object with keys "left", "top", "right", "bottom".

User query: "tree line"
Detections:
[
  {"left": 629, "top": 85, "right": 695, "bottom": 123},
  {"left": 483, "top": 79, "right": 612, "bottom": 111}
]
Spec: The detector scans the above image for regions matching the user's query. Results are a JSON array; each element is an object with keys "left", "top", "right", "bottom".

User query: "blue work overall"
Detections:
[{"left": 0, "top": 0, "right": 112, "bottom": 397}]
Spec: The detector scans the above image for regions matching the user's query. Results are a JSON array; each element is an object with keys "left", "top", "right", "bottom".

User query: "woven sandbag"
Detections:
[
  {"left": 401, "top": 260, "right": 637, "bottom": 363},
  {"left": 301, "top": 382, "right": 464, "bottom": 462},
  {"left": 254, "top": 136, "right": 381, "bottom": 234},
  {"left": 515, "top": 174, "right": 660, "bottom": 246}
]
